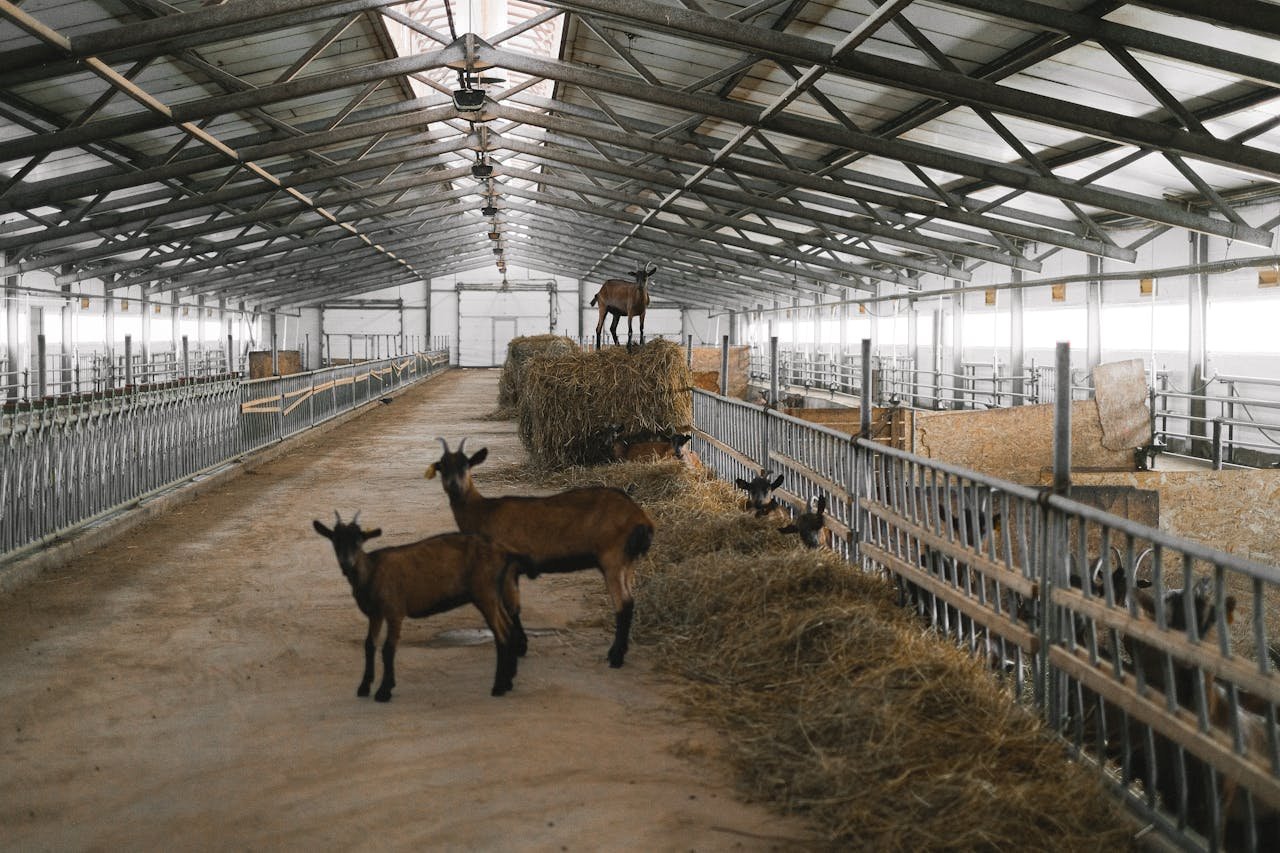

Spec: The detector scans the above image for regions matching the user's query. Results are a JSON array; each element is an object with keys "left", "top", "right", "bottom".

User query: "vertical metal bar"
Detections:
[
  {"left": 1053, "top": 341, "right": 1072, "bottom": 495},
  {"left": 60, "top": 284, "right": 73, "bottom": 396},
  {"left": 226, "top": 333, "right": 234, "bottom": 376},
  {"left": 686, "top": 333, "right": 692, "bottom": 367},
  {"left": 182, "top": 335, "right": 190, "bottom": 379},
  {"left": 124, "top": 335, "right": 133, "bottom": 388},
  {"left": 36, "top": 333, "right": 47, "bottom": 399},
  {"left": 270, "top": 313, "right": 279, "bottom": 376},
  {"left": 719, "top": 335, "right": 729, "bottom": 397},
  {"left": 860, "top": 338, "right": 872, "bottom": 440},
  {"left": 1212, "top": 419, "right": 1224, "bottom": 470},
  {"left": 769, "top": 335, "right": 779, "bottom": 408}
]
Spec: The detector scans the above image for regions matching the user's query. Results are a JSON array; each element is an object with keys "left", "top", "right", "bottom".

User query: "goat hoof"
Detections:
[
  {"left": 374, "top": 689, "right": 392, "bottom": 702},
  {"left": 491, "top": 684, "right": 510, "bottom": 697},
  {"left": 357, "top": 684, "right": 371, "bottom": 697},
  {"left": 607, "top": 651, "right": 626, "bottom": 668}
]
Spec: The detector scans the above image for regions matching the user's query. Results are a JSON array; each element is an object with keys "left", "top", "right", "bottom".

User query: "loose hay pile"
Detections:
[
  {"left": 495, "top": 334, "right": 580, "bottom": 415},
  {"left": 517, "top": 339, "right": 693, "bottom": 467},
  {"left": 529, "top": 461, "right": 1138, "bottom": 851}
]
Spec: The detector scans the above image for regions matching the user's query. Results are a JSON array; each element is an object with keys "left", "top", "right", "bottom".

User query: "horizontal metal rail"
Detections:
[
  {"left": 692, "top": 387, "right": 1280, "bottom": 852},
  {"left": 0, "top": 350, "right": 450, "bottom": 564}
]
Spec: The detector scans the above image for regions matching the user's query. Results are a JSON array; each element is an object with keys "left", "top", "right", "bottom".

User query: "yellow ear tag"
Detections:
[{"left": 424, "top": 464, "right": 437, "bottom": 480}]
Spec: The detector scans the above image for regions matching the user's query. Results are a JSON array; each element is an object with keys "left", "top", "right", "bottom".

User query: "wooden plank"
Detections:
[
  {"left": 1050, "top": 646, "right": 1280, "bottom": 811},
  {"left": 693, "top": 427, "right": 760, "bottom": 474},
  {"left": 282, "top": 389, "right": 313, "bottom": 417},
  {"left": 862, "top": 501, "right": 1038, "bottom": 599},
  {"left": 1054, "top": 587, "right": 1280, "bottom": 706},
  {"left": 862, "top": 541, "right": 1039, "bottom": 652}
]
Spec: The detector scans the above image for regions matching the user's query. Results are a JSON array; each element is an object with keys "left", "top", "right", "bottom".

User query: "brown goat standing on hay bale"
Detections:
[
  {"left": 590, "top": 263, "right": 654, "bottom": 351},
  {"left": 426, "top": 438, "right": 655, "bottom": 668}
]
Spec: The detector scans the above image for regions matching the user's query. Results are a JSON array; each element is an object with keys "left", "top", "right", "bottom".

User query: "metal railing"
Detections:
[
  {"left": 1154, "top": 373, "right": 1280, "bottom": 469},
  {"left": 1, "top": 346, "right": 246, "bottom": 402},
  {"left": 746, "top": 344, "right": 1097, "bottom": 409},
  {"left": 0, "top": 350, "right": 451, "bottom": 563},
  {"left": 692, "top": 388, "right": 1280, "bottom": 851}
]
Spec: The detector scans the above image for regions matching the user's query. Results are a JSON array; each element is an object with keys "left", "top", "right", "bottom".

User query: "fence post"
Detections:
[
  {"left": 181, "top": 335, "right": 190, "bottom": 381},
  {"left": 1052, "top": 342, "right": 1071, "bottom": 496},
  {"left": 860, "top": 338, "right": 872, "bottom": 440},
  {"left": 719, "top": 335, "right": 729, "bottom": 397},
  {"left": 768, "top": 336, "right": 779, "bottom": 408},
  {"left": 686, "top": 334, "right": 693, "bottom": 368},
  {"left": 124, "top": 335, "right": 133, "bottom": 388},
  {"left": 37, "top": 334, "right": 47, "bottom": 400},
  {"left": 1212, "top": 419, "right": 1224, "bottom": 470},
  {"left": 1039, "top": 341, "right": 1073, "bottom": 724}
]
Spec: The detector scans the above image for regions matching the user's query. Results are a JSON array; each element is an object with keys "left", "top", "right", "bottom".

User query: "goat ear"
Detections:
[
  {"left": 1135, "top": 578, "right": 1153, "bottom": 589},
  {"left": 734, "top": 478, "right": 750, "bottom": 490},
  {"left": 816, "top": 495, "right": 827, "bottom": 515},
  {"left": 312, "top": 520, "right": 333, "bottom": 539},
  {"left": 469, "top": 447, "right": 488, "bottom": 467},
  {"left": 364, "top": 528, "right": 383, "bottom": 541},
  {"left": 779, "top": 524, "right": 798, "bottom": 535},
  {"left": 424, "top": 463, "right": 437, "bottom": 480},
  {"left": 770, "top": 474, "right": 784, "bottom": 490}
]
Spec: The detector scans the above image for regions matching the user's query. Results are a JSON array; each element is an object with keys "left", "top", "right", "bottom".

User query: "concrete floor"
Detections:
[{"left": 0, "top": 368, "right": 821, "bottom": 852}]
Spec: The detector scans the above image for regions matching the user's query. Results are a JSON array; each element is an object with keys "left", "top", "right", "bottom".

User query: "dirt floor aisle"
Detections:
[{"left": 0, "top": 368, "right": 821, "bottom": 852}]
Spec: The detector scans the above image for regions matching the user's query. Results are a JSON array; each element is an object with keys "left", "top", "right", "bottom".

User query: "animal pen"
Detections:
[
  {"left": 0, "top": 349, "right": 449, "bottom": 565},
  {"left": 691, "top": 381, "right": 1280, "bottom": 851}
]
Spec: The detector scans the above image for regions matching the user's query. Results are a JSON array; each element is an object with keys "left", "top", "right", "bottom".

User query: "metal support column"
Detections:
[
  {"left": 950, "top": 289, "right": 965, "bottom": 409},
  {"left": 719, "top": 335, "right": 729, "bottom": 397},
  {"left": 1189, "top": 233, "right": 1210, "bottom": 457},
  {"left": 5, "top": 256, "right": 20, "bottom": 401},
  {"left": 1010, "top": 268, "right": 1025, "bottom": 405}
]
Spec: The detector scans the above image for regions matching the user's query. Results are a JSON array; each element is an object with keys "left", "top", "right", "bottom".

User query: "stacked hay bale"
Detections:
[
  {"left": 517, "top": 339, "right": 693, "bottom": 467},
  {"left": 496, "top": 335, "right": 579, "bottom": 414},
  {"left": 527, "top": 461, "right": 1140, "bottom": 851}
]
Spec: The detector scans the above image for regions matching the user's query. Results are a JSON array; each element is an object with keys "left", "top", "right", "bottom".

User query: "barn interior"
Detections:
[{"left": 3, "top": 1, "right": 1280, "bottom": 850}]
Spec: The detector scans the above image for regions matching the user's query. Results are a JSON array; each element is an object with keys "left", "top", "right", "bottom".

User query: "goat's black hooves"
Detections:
[
  {"left": 607, "top": 653, "right": 626, "bottom": 668},
  {"left": 357, "top": 685, "right": 371, "bottom": 697},
  {"left": 374, "top": 690, "right": 392, "bottom": 702},
  {"left": 491, "top": 684, "right": 512, "bottom": 697}
]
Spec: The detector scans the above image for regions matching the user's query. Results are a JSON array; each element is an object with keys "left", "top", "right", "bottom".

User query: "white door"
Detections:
[
  {"left": 492, "top": 319, "right": 517, "bottom": 365},
  {"left": 458, "top": 290, "right": 552, "bottom": 366}
]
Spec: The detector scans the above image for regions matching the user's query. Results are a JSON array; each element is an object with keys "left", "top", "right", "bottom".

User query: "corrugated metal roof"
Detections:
[{"left": 0, "top": 0, "right": 1277, "bottom": 310}]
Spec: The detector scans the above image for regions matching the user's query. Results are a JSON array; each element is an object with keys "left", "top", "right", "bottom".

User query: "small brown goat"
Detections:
[
  {"left": 609, "top": 427, "right": 701, "bottom": 471},
  {"left": 735, "top": 469, "right": 785, "bottom": 517},
  {"left": 426, "top": 438, "right": 655, "bottom": 668},
  {"left": 313, "top": 513, "right": 528, "bottom": 702},
  {"left": 779, "top": 495, "right": 830, "bottom": 549},
  {"left": 590, "top": 264, "right": 654, "bottom": 350}
]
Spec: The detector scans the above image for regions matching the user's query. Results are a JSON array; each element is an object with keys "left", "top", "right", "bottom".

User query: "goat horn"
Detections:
[
  {"left": 333, "top": 510, "right": 342, "bottom": 525},
  {"left": 458, "top": 437, "right": 468, "bottom": 454},
  {"left": 352, "top": 510, "right": 361, "bottom": 526},
  {"left": 437, "top": 437, "right": 450, "bottom": 453}
]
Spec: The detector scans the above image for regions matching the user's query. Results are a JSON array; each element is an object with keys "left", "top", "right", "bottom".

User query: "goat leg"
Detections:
[
  {"left": 374, "top": 618, "right": 400, "bottom": 702},
  {"left": 608, "top": 599, "right": 634, "bottom": 668},
  {"left": 358, "top": 616, "right": 381, "bottom": 697}
]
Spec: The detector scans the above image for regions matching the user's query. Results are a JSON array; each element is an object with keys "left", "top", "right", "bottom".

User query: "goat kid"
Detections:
[
  {"left": 735, "top": 469, "right": 785, "bottom": 518},
  {"left": 779, "top": 495, "right": 830, "bottom": 549},
  {"left": 609, "top": 427, "right": 702, "bottom": 471},
  {"left": 426, "top": 438, "right": 655, "bottom": 668},
  {"left": 313, "top": 513, "right": 528, "bottom": 702}
]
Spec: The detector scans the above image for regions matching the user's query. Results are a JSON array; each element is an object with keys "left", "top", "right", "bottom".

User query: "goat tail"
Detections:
[
  {"left": 625, "top": 523, "right": 654, "bottom": 560},
  {"left": 506, "top": 550, "right": 537, "bottom": 578},
  {"left": 589, "top": 294, "right": 599, "bottom": 306},
  {"left": 493, "top": 554, "right": 531, "bottom": 644}
]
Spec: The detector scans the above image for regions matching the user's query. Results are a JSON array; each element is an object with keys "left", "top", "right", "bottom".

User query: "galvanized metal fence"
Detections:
[
  {"left": 692, "top": 387, "right": 1280, "bottom": 852},
  {"left": 0, "top": 350, "right": 450, "bottom": 562}
]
